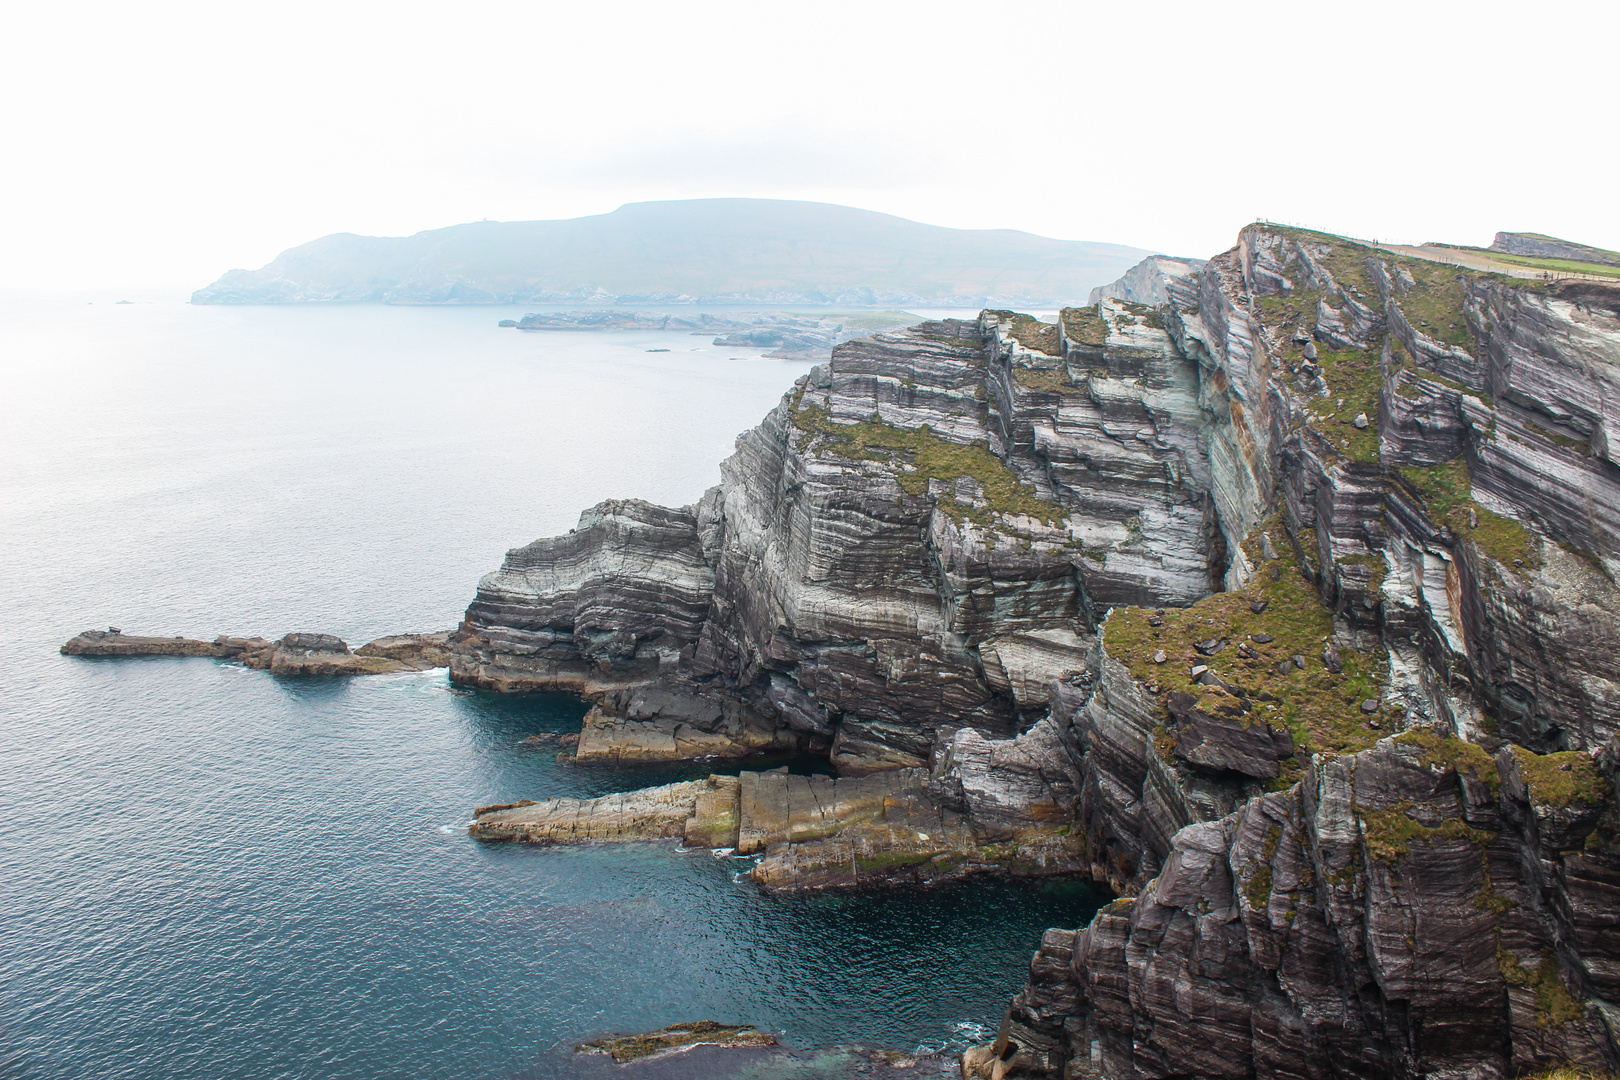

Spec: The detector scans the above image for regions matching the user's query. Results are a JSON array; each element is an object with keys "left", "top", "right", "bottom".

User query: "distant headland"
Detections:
[{"left": 190, "top": 198, "right": 1151, "bottom": 308}]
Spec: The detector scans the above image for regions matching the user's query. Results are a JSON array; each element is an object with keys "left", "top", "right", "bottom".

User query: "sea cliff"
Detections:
[{"left": 451, "top": 224, "right": 1620, "bottom": 1078}]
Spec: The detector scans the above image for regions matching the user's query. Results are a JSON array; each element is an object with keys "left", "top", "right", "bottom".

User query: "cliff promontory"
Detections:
[{"left": 452, "top": 224, "right": 1620, "bottom": 1078}]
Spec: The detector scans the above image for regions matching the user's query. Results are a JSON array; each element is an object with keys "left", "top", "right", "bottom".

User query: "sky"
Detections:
[{"left": 2, "top": 0, "right": 1615, "bottom": 293}]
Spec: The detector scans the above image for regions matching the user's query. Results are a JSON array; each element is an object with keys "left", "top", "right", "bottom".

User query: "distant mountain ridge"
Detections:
[{"left": 191, "top": 199, "right": 1152, "bottom": 307}]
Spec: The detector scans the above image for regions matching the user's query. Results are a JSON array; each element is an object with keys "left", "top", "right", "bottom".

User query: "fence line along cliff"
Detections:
[{"left": 450, "top": 223, "right": 1620, "bottom": 1079}]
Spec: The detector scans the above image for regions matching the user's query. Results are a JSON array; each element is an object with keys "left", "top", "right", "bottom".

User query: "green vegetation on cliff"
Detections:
[
  {"left": 1513, "top": 747, "right": 1607, "bottom": 808},
  {"left": 1398, "top": 460, "right": 1540, "bottom": 569},
  {"left": 989, "top": 311, "right": 1061, "bottom": 356},
  {"left": 1499, "top": 950, "right": 1585, "bottom": 1029},
  {"left": 1060, "top": 305, "right": 1108, "bottom": 348},
  {"left": 1102, "top": 521, "right": 1389, "bottom": 777},
  {"left": 1361, "top": 798, "right": 1496, "bottom": 864},
  {"left": 791, "top": 401, "right": 1065, "bottom": 527}
]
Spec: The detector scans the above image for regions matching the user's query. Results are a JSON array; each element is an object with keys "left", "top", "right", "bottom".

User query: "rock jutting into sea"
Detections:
[
  {"left": 61, "top": 630, "right": 451, "bottom": 675},
  {"left": 450, "top": 221, "right": 1620, "bottom": 1078},
  {"left": 472, "top": 712, "right": 1090, "bottom": 891}
]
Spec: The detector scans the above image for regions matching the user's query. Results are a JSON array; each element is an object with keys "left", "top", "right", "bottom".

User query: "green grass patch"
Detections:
[
  {"left": 1500, "top": 950, "right": 1585, "bottom": 1029},
  {"left": 1118, "top": 300, "right": 1167, "bottom": 330},
  {"left": 1101, "top": 520, "right": 1388, "bottom": 767},
  {"left": 792, "top": 403, "right": 1065, "bottom": 527},
  {"left": 1394, "top": 728, "right": 1501, "bottom": 792},
  {"left": 1397, "top": 459, "right": 1540, "bottom": 569},
  {"left": 1303, "top": 346, "right": 1382, "bottom": 460},
  {"left": 1513, "top": 747, "right": 1609, "bottom": 809},
  {"left": 987, "top": 310, "right": 1060, "bottom": 356},
  {"left": 1010, "top": 365, "right": 1079, "bottom": 395},
  {"left": 1059, "top": 305, "right": 1108, "bottom": 348},
  {"left": 1452, "top": 249, "right": 1620, "bottom": 279},
  {"left": 1244, "top": 824, "right": 1283, "bottom": 909},
  {"left": 1361, "top": 798, "right": 1496, "bottom": 863},
  {"left": 1390, "top": 261, "right": 1474, "bottom": 349},
  {"left": 1335, "top": 552, "right": 1388, "bottom": 596}
]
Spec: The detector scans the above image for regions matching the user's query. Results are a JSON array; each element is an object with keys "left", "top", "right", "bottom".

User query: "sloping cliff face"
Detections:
[{"left": 454, "top": 223, "right": 1620, "bottom": 1077}]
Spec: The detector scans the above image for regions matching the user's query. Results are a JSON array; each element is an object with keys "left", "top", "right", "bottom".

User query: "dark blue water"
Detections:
[{"left": 0, "top": 296, "right": 1105, "bottom": 1079}]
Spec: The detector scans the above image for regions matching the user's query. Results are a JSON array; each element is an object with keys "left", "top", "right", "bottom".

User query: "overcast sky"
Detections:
[{"left": 3, "top": 0, "right": 1613, "bottom": 292}]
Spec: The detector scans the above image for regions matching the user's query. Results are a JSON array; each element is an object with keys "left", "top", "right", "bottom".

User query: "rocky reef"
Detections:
[
  {"left": 62, "top": 629, "right": 450, "bottom": 675},
  {"left": 452, "top": 226, "right": 1620, "bottom": 1077}
]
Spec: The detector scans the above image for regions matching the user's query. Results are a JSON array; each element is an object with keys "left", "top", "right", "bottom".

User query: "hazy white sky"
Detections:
[{"left": 3, "top": 0, "right": 1614, "bottom": 292}]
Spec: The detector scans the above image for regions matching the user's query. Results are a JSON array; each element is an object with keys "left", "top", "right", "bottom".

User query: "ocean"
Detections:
[{"left": 0, "top": 295, "right": 1104, "bottom": 1079}]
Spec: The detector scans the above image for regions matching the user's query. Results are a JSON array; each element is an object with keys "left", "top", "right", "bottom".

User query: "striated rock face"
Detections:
[
  {"left": 972, "top": 227, "right": 1620, "bottom": 1077},
  {"left": 985, "top": 734, "right": 1620, "bottom": 1080},
  {"left": 1086, "top": 254, "right": 1206, "bottom": 307},
  {"left": 454, "top": 306, "right": 1220, "bottom": 773},
  {"left": 454, "top": 221, "right": 1620, "bottom": 1076}
]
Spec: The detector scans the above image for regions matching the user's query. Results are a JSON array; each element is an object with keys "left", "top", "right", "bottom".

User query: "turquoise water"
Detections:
[{"left": 0, "top": 296, "right": 1106, "bottom": 1078}]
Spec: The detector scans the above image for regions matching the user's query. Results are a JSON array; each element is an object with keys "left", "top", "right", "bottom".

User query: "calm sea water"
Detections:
[{"left": 0, "top": 296, "right": 1104, "bottom": 1079}]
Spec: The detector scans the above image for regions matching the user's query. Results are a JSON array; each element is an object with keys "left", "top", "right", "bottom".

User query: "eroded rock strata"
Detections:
[{"left": 455, "top": 226, "right": 1620, "bottom": 1077}]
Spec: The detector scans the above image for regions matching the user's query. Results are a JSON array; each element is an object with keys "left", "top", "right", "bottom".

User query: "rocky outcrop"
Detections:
[
  {"left": 454, "top": 303, "right": 1220, "bottom": 772},
  {"left": 575, "top": 1021, "right": 776, "bottom": 1063},
  {"left": 61, "top": 630, "right": 231, "bottom": 657},
  {"left": 979, "top": 733, "right": 1620, "bottom": 1080},
  {"left": 471, "top": 735, "right": 1091, "bottom": 892},
  {"left": 63, "top": 629, "right": 451, "bottom": 675},
  {"left": 453, "top": 220, "right": 1620, "bottom": 1076},
  {"left": 971, "top": 227, "right": 1620, "bottom": 1077},
  {"left": 1086, "top": 254, "right": 1206, "bottom": 307},
  {"left": 354, "top": 632, "right": 452, "bottom": 669}
]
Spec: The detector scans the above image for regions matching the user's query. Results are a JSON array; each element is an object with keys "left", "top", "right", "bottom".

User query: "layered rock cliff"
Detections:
[
  {"left": 453, "top": 223, "right": 1620, "bottom": 1077},
  {"left": 453, "top": 299, "right": 1221, "bottom": 774}
]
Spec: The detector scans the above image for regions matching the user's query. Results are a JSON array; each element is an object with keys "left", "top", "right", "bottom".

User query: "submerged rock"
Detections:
[{"left": 575, "top": 1021, "right": 775, "bottom": 1063}]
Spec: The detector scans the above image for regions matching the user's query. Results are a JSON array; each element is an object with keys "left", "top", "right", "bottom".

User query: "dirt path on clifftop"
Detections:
[{"left": 1370, "top": 243, "right": 1547, "bottom": 278}]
